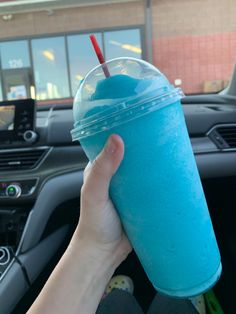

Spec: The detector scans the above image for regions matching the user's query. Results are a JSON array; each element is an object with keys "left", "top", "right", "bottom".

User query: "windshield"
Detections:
[{"left": 0, "top": 0, "right": 233, "bottom": 106}]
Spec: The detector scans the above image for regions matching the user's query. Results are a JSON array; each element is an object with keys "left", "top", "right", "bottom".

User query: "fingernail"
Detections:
[{"left": 105, "top": 136, "right": 117, "bottom": 155}]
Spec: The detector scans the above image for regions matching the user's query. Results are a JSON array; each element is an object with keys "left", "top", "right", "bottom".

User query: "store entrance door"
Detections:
[{"left": 2, "top": 68, "right": 34, "bottom": 100}]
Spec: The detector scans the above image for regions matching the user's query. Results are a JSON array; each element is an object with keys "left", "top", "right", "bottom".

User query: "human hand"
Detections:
[
  {"left": 73, "top": 134, "right": 132, "bottom": 266},
  {"left": 28, "top": 135, "right": 132, "bottom": 314}
]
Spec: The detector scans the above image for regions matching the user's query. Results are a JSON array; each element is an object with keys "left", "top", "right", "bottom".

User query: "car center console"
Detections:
[
  {"left": 0, "top": 99, "right": 87, "bottom": 313},
  {"left": 0, "top": 179, "right": 38, "bottom": 278},
  {"left": 0, "top": 207, "right": 29, "bottom": 276},
  {"left": 0, "top": 179, "right": 38, "bottom": 199},
  {"left": 0, "top": 99, "right": 38, "bottom": 278}
]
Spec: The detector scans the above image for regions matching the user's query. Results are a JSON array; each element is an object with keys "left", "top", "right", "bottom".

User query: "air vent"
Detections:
[
  {"left": 217, "top": 126, "right": 236, "bottom": 148},
  {"left": 0, "top": 148, "right": 48, "bottom": 171}
]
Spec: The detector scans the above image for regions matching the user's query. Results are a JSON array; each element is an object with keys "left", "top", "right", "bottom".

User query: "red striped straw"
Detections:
[{"left": 90, "top": 34, "right": 110, "bottom": 78}]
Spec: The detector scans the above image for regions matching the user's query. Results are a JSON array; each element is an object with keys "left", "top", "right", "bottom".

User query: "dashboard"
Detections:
[
  {"left": 2, "top": 97, "right": 236, "bottom": 201},
  {"left": 1, "top": 95, "right": 236, "bottom": 313}
]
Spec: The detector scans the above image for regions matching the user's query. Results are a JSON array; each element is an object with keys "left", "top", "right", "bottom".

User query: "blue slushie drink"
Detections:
[{"left": 71, "top": 57, "right": 221, "bottom": 297}]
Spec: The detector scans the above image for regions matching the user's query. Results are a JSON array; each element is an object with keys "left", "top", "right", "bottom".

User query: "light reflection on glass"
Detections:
[
  {"left": 31, "top": 37, "right": 70, "bottom": 100},
  {"left": 109, "top": 40, "right": 142, "bottom": 54},
  {"left": 104, "top": 29, "right": 142, "bottom": 59},
  {"left": 42, "top": 50, "right": 55, "bottom": 61},
  {"left": 76, "top": 74, "right": 84, "bottom": 81}
]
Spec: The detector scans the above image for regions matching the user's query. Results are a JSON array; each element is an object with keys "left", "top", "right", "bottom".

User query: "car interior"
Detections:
[{"left": 0, "top": 1, "right": 236, "bottom": 313}]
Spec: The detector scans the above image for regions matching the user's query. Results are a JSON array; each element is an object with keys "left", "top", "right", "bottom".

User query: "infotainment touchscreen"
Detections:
[
  {"left": 0, "top": 105, "right": 15, "bottom": 131},
  {"left": 0, "top": 99, "right": 35, "bottom": 146}
]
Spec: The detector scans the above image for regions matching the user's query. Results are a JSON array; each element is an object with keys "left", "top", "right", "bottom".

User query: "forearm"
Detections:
[
  {"left": 27, "top": 135, "right": 131, "bottom": 314},
  {"left": 27, "top": 236, "right": 121, "bottom": 314}
]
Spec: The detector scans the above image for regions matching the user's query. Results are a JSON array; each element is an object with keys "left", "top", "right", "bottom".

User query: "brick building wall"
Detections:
[
  {"left": 152, "top": 0, "right": 236, "bottom": 93},
  {"left": 0, "top": 2, "right": 144, "bottom": 38},
  {"left": 0, "top": 0, "right": 236, "bottom": 94}
]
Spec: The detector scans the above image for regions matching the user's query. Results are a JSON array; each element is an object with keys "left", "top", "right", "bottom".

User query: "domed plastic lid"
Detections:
[{"left": 71, "top": 57, "right": 183, "bottom": 140}]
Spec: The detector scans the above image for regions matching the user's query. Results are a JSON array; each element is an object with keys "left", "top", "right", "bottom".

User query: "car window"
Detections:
[{"left": 0, "top": 0, "right": 233, "bottom": 106}]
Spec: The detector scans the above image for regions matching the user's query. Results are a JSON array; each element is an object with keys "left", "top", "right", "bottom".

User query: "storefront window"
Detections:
[
  {"left": 0, "top": 40, "right": 30, "bottom": 69},
  {"left": 104, "top": 29, "right": 142, "bottom": 60},
  {"left": 0, "top": 27, "right": 143, "bottom": 103},
  {"left": 67, "top": 33, "right": 103, "bottom": 96},
  {"left": 31, "top": 37, "right": 70, "bottom": 100}
]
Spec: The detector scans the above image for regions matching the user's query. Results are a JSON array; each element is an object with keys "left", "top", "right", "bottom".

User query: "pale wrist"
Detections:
[
  {"left": 65, "top": 237, "right": 119, "bottom": 308},
  {"left": 28, "top": 233, "right": 120, "bottom": 314},
  {"left": 68, "top": 236, "right": 124, "bottom": 272}
]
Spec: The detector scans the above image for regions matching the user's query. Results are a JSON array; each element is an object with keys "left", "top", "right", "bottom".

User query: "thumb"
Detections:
[{"left": 82, "top": 134, "right": 124, "bottom": 204}]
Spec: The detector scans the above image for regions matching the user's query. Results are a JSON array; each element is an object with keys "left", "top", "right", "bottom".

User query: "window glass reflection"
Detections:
[
  {"left": 104, "top": 29, "right": 142, "bottom": 60},
  {"left": 67, "top": 33, "right": 102, "bottom": 96},
  {"left": 31, "top": 37, "right": 70, "bottom": 100},
  {"left": 0, "top": 41, "right": 30, "bottom": 69}
]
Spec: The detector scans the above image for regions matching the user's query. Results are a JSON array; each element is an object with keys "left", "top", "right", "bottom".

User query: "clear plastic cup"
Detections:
[{"left": 71, "top": 57, "right": 221, "bottom": 297}]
